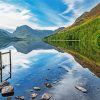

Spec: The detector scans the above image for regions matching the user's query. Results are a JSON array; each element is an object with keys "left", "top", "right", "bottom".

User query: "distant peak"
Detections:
[{"left": 17, "top": 25, "right": 30, "bottom": 28}]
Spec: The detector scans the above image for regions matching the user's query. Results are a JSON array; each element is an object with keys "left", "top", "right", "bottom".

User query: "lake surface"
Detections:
[{"left": 0, "top": 41, "right": 100, "bottom": 100}]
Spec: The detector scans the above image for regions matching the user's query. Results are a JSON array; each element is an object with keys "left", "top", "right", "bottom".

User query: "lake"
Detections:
[{"left": 0, "top": 40, "right": 100, "bottom": 100}]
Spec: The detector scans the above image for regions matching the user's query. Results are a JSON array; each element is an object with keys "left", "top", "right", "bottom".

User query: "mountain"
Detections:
[
  {"left": 86, "top": 3, "right": 100, "bottom": 18},
  {"left": 74, "top": 12, "right": 89, "bottom": 25},
  {"left": 73, "top": 3, "right": 100, "bottom": 26},
  {"left": 0, "top": 29, "right": 11, "bottom": 38},
  {"left": 13, "top": 25, "right": 54, "bottom": 39},
  {"left": 54, "top": 27, "right": 65, "bottom": 33},
  {"left": 0, "top": 29, "right": 21, "bottom": 43}
]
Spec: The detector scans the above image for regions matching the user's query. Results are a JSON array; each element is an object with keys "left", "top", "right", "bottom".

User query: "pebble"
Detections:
[
  {"left": 15, "top": 96, "right": 24, "bottom": 100},
  {"left": 31, "top": 93, "right": 38, "bottom": 99},
  {"left": 75, "top": 85, "right": 87, "bottom": 93},
  {"left": 41, "top": 93, "right": 52, "bottom": 100},
  {"left": 20, "top": 96, "right": 24, "bottom": 100},
  {"left": 33, "top": 87, "right": 41, "bottom": 91},
  {"left": 45, "top": 83, "right": 52, "bottom": 88}
]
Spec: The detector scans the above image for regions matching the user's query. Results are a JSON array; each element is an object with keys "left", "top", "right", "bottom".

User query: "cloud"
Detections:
[
  {"left": 30, "top": 1, "right": 68, "bottom": 27},
  {"left": 0, "top": 0, "right": 98, "bottom": 31},
  {"left": 0, "top": 1, "right": 37, "bottom": 31},
  {"left": 0, "top": 1, "right": 59, "bottom": 32},
  {"left": 60, "top": 0, "right": 85, "bottom": 22}
]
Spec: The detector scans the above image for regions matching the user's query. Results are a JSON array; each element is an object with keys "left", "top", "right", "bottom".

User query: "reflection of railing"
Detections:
[{"left": 0, "top": 50, "right": 12, "bottom": 82}]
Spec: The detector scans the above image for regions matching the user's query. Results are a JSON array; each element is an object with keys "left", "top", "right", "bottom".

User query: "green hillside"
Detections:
[{"left": 44, "top": 17, "right": 100, "bottom": 44}]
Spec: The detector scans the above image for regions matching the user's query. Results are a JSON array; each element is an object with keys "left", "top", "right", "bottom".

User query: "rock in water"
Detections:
[
  {"left": 75, "top": 85, "right": 87, "bottom": 93},
  {"left": 15, "top": 96, "right": 20, "bottom": 99},
  {"left": 1, "top": 86, "right": 14, "bottom": 97},
  {"left": 33, "top": 87, "right": 41, "bottom": 91},
  {"left": 20, "top": 96, "right": 24, "bottom": 100},
  {"left": 45, "top": 83, "right": 52, "bottom": 88},
  {"left": 15, "top": 96, "right": 24, "bottom": 100},
  {"left": 41, "top": 93, "right": 52, "bottom": 100},
  {"left": 31, "top": 93, "right": 38, "bottom": 99}
]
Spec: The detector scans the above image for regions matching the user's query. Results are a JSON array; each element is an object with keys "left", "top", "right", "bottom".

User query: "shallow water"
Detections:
[{"left": 0, "top": 41, "right": 100, "bottom": 100}]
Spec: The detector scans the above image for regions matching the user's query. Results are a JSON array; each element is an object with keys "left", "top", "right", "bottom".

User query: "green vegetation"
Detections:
[{"left": 44, "top": 17, "right": 100, "bottom": 42}]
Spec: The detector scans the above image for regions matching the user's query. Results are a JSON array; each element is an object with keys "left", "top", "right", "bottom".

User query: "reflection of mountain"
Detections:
[
  {"left": 13, "top": 41, "right": 55, "bottom": 54},
  {"left": 0, "top": 41, "right": 13, "bottom": 50},
  {"left": 0, "top": 40, "right": 55, "bottom": 54},
  {"left": 0, "top": 29, "right": 11, "bottom": 38}
]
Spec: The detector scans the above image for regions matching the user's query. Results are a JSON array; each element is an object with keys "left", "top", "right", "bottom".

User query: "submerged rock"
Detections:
[
  {"left": 33, "top": 87, "right": 41, "bottom": 91},
  {"left": 7, "top": 96, "right": 12, "bottom": 100},
  {"left": 30, "top": 89, "right": 34, "bottom": 92},
  {"left": 31, "top": 93, "right": 38, "bottom": 99},
  {"left": 15, "top": 96, "right": 20, "bottom": 99},
  {"left": 1, "top": 85, "right": 14, "bottom": 97},
  {"left": 41, "top": 93, "right": 52, "bottom": 100},
  {"left": 19, "top": 96, "right": 24, "bottom": 100},
  {"left": 45, "top": 83, "right": 52, "bottom": 88},
  {"left": 15, "top": 96, "right": 24, "bottom": 100},
  {"left": 75, "top": 85, "right": 87, "bottom": 93},
  {"left": 45, "top": 78, "right": 50, "bottom": 81}
]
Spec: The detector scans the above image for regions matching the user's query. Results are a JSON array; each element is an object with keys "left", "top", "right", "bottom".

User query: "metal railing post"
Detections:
[
  {"left": 9, "top": 50, "right": 12, "bottom": 78},
  {"left": 0, "top": 52, "right": 2, "bottom": 82}
]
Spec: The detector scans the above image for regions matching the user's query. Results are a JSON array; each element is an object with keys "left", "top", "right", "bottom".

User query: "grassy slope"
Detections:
[{"left": 44, "top": 17, "right": 100, "bottom": 42}]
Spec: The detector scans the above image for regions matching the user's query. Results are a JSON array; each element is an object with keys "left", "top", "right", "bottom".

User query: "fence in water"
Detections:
[{"left": 0, "top": 50, "right": 12, "bottom": 82}]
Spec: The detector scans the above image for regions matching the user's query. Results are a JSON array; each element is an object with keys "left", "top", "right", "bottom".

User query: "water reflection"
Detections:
[
  {"left": 50, "top": 69, "right": 100, "bottom": 100},
  {"left": 0, "top": 40, "right": 56, "bottom": 54},
  {"left": 0, "top": 40, "right": 100, "bottom": 100},
  {"left": 47, "top": 40, "right": 100, "bottom": 77},
  {"left": 0, "top": 46, "right": 78, "bottom": 99}
]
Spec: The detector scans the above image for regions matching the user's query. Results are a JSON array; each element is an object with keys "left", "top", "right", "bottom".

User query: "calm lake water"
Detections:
[{"left": 0, "top": 41, "right": 100, "bottom": 100}]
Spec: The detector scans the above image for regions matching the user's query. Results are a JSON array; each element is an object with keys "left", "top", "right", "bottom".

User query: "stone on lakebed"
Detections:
[
  {"left": 33, "top": 87, "right": 41, "bottom": 91},
  {"left": 75, "top": 85, "right": 87, "bottom": 93},
  {"left": 31, "top": 93, "right": 38, "bottom": 99},
  {"left": 15, "top": 96, "right": 24, "bottom": 100},
  {"left": 41, "top": 93, "right": 52, "bottom": 100},
  {"left": 1, "top": 85, "right": 14, "bottom": 97},
  {"left": 45, "top": 83, "right": 52, "bottom": 88}
]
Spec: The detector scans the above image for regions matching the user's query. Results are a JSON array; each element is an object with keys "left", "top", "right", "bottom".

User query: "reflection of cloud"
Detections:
[
  {"left": 1, "top": 47, "right": 57, "bottom": 69},
  {"left": 1, "top": 46, "right": 79, "bottom": 75},
  {"left": 1, "top": 46, "right": 74, "bottom": 71},
  {"left": 50, "top": 75, "right": 87, "bottom": 100}
]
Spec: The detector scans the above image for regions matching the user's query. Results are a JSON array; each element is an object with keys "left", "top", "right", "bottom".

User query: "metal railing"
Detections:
[{"left": 0, "top": 50, "right": 12, "bottom": 82}]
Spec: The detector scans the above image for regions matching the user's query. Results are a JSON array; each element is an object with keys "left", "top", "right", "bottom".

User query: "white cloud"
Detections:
[
  {"left": 0, "top": 1, "right": 58, "bottom": 32},
  {"left": 34, "top": 2, "right": 68, "bottom": 27},
  {"left": 62, "top": 0, "right": 84, "bottom": 19}
]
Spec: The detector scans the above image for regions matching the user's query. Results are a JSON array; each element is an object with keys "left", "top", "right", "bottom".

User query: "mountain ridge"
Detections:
[{"left": 72, "top": 3, "right": 100, "bottom": 26}]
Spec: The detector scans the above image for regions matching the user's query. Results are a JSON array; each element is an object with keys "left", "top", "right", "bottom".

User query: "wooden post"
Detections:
[
  {"left": 0, "top": 52, "right": 2, "bottom": 82},
  {"left": 9, "top": 50, "right": 12, "bottom": 78}
]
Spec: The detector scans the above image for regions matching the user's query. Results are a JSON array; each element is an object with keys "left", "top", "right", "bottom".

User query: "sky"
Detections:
[{"left": 0, "top": 0, "right": 99, "bottom": 32}]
